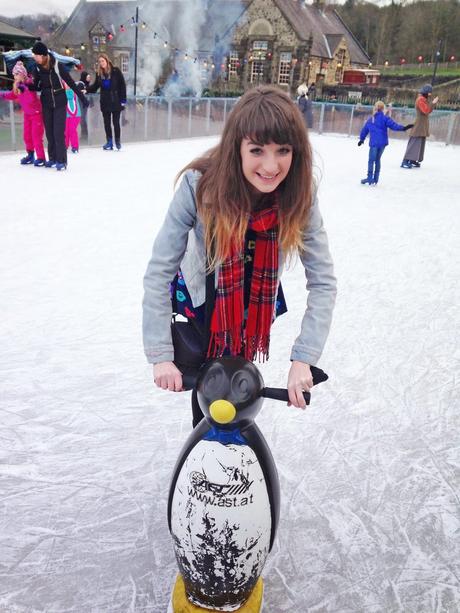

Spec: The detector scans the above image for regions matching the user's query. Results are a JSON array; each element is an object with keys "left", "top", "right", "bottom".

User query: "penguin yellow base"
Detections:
[{"left": 169, "top": 575, "right": 264, "bottom": 613}]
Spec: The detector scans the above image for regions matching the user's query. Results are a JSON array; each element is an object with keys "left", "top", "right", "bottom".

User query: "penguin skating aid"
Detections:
[{"left": 167, "top": 357, "right": 325, "bottom": 611}]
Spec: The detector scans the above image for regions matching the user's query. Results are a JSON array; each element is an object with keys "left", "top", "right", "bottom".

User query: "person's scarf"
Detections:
[{"left": 208, "top": 196, "right": 279, "bottom": 362}]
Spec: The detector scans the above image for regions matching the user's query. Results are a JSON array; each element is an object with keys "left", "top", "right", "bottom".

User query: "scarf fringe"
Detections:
[{"left": 208, "top": 331, "right": 270, "bottom": 362}]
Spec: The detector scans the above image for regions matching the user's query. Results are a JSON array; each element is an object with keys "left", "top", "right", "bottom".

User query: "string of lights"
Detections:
[{"left": 63, "top": 12, "right": 302, "bottom": 70}]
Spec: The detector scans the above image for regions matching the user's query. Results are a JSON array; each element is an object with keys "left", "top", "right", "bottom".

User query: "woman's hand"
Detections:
[
  {"left": 153, "top": 361, "right": 184, "bottom": 392},
  {"left": 432, "top": 96, "right": 439, "bottom": 105},
  {"left": 287, "top": 361, "right": 313, "bottom": 409}
]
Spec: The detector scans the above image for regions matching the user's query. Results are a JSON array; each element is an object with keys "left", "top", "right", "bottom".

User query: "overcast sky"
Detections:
[
  {"left": 0, "top": 0, "right": 390, "bottom": 20},
  {"left": 0, "top": 0, "right": 117, "bottom": 19}
]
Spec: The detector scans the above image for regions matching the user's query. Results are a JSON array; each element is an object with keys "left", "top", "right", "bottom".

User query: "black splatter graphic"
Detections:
[{"left": 173, "top": 512, "right": 267, "bottom": 609}]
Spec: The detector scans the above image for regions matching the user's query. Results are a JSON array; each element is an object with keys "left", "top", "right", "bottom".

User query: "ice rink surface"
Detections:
[{"left": 1, "top": 133, "right": 459, "bottom": 613}]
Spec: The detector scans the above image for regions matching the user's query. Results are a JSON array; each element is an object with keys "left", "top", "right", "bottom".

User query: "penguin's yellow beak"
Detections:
[{"left": 209, "top": 399, "right": 236, "bottom": 424}]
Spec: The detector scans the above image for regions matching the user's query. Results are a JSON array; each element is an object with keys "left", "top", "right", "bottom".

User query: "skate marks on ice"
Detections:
[{"left": 0, "top": 137, "right": 459, "bottom": 612}]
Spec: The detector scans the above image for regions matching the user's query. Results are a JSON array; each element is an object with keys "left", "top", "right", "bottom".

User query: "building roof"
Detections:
[
  {"left": 0, "top": 19, "right": 38, "bottom": 39},
  {"left": 52, "top": 0, "right": 369, "bottom": 64},
  {"left": 274, "top": 0, "right": 369, "bottom": 64},
  {"left": 52, "top": 0, "right": 244, "bottom": 55}
]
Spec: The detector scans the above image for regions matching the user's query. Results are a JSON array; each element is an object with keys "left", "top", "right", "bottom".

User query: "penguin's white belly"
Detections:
[{"left": 171, "top": 440, "right": 271, "bottom": 611}]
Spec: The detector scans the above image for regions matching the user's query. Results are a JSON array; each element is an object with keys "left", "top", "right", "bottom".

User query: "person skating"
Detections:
[
  {"left": 401, "top": 84, "right": 438, "bottom": 169},
  {"left": 86, "top": 53, "right": 126, "bottom": 151},
  {"left": 297, "top": 82, "right": 313, "bottom": 129},
  {"left": 358, "top": 100, "right": 413, "bottom": 185},
  {"left": 0, "top": 61, "right": 46, "bottom": 167},
  {"left": 30, "top": 42, "right": 88, "bottom": 171},
  {"left": 143, "top": 86, "right": 337, "bottom": 427},
  {"left": 64, "top": 82, "right": 81, "bottom": 153},
  {"left": 76, "top": 70, "right": 91, "bottom": 142}
]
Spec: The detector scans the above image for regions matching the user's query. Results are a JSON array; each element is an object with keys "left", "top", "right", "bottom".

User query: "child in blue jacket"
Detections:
[{"left": 358, "top": 101, "right": 413, "bottom": 185}]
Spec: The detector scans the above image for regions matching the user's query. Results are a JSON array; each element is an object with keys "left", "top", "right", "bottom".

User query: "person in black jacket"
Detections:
[
  {"left": 31, "top": 41, "right": 88, "bottom": 171},
  {"left": 76, "top": 70, "right": 92, "bottom": 141},
  {"left": 86, "top": 53, "right": 127, "bottom": 151},
  {"left": 297, "top": 83, "right": 313, "bottom": 129}
]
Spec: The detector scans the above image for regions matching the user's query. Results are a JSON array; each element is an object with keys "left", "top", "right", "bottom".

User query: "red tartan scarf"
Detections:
[{"left": 208, "top": 198, "right": 279, "bottom": 362}]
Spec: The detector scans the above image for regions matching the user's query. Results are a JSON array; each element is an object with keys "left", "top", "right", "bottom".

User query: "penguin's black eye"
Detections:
[
  {"left": 231, "top": 371, "right": 253, "bottom": 403},
  {"left": 202, "top": 364, "right": 228, "bottom": 399}
]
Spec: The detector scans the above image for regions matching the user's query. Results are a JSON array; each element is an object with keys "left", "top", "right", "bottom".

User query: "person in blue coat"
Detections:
[{"left": 358, "top": 101, "right": 413, "bottom": 185}]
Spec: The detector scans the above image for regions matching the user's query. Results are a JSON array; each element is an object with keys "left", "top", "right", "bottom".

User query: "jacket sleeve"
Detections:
[
  {"left": 117, "top": 68, "right": 127, "bottom": 103},
  {"left": 143, "top": 172, "right": 199, "bottom": 364},
  {"left": 85, "top": 75, "right": 100, "bottom": 94},
  {"left": 417, "top": 96, "right": 432, "bottom": 115},
  {"left": 290, "top": 193, "right": 337, "bottom": 366},
  {"left": 59, "top": 65, "right": 87, "bottom": 105},
  {"left": 359, "top": 120, "right": 369, "bottom": 141},
  {"left": 0, "top": 90, "right": 17, "bottom": 101},
  {"left": 384, "top": 115, "right": 405, "bottom": 132}
]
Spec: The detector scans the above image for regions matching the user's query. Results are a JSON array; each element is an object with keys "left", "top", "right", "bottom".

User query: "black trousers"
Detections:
[
  {"left": 80, "top": 106, "right": 88, "bottom": 141},
  {"left": 42, "top": 104, "right": 67, "bottom": 164},
  {"left": 102, "top": 110, "right": 121, "bottom": 142},
  {"left": 191, "top": 388, "right": 204, "bottom": 428}
]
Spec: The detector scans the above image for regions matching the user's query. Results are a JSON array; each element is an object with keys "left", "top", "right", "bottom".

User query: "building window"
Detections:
[
  {"left": 278, "top": 52, "right": 292, "bottom": 84},
  {"left": 120, "top": 54, "right": 129, "bottom": 74},
  {"left": 228, "top": 51, "right": 239, "bottom": 78},
  {"left": 92, "top": 36, "right": 99, "bottom": 45},
  {"left": 335, "top": 49, "right": 346, "bottom": 82},
  {"left": 251, "top": 60, "right": 264, "bottom": 83},
  {"left": 250, "top": 41, "right": 268, "bottom": 83},
  {"left": 252, "top": 40, "right": 268, "bottom": 59}
]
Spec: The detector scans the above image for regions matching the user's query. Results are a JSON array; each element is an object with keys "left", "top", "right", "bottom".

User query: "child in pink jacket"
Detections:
[
  {"left": 0, "top": 61, "right": 46, "bottom": 166},
  {"left": 64, "top": 82, "right": 81, "bottom": 153}
]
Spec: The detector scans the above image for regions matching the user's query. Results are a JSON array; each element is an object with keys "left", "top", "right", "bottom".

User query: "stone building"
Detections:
[
  {"left": 228, "top": 0, "right": 369, "bottom": 94},
  {"left": 50, "top": 0, "right": 369, "bottom": 95},
  {"left": 50, "top": 0, "right": 137, "bottom": 81}
]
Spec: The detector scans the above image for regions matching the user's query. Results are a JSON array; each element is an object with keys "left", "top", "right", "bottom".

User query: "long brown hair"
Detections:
[
  {"left": 97, "top": 53, "right": 113, "bottom": 77},
  {"left": 179, "top": 86, "right": 313, "bottom": 268}
]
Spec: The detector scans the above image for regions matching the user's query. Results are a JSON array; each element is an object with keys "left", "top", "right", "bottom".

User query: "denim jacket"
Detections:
[{"left": 143, "top": 170, "right": 337, "bottom": 366}]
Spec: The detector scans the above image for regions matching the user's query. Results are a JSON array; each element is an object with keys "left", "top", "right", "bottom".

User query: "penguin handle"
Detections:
[{"left": 261, "top": 387, "right": 310, "bottom": 405}]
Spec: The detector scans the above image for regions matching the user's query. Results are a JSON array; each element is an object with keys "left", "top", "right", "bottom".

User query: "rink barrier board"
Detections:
[{"left": 1, "top": 96, "right": 459, "bottom": 152}]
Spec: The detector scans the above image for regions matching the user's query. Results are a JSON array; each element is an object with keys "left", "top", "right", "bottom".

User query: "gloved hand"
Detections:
[
  {"left": 358, "top": 140, "right": 364, "bottom": 146},
  {"left": 120, "top": 101, "right": 126, "bottom": 111},
  {"left": 17, "top": 83, "right": 26, "bottom": 92},
  {"left": 403, "top": 123, "right": 414, "bottom": 131}
]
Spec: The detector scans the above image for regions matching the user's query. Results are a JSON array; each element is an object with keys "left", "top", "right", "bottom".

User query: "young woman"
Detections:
[
  {"left": 143, "top": 86, "right": 337, "bottom": 425},
  {"left": 86, "top": 53, "right": 127, "bottom": 151},
  {"left": 30, "top": 41, "right": 88, "bottom": 171},
  {"left": 0, "top": 60, "right": 46, "bottom": 166},
  {"left": 358, "top": 100, "right": 413, "bottom": 185}
]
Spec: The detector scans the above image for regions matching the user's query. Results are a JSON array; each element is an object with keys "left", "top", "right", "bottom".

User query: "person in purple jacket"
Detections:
[{"left": 358, "top": 101, "right": 413, "bottom": 185}]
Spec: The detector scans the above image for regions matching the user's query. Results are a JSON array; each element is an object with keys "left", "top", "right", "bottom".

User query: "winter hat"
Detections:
[
  {"left": 32, "top": 41, "right": 49, "bottom": 56},
  {"left": 12, "top": 61, "right": 28, "bottom": 78},
  {"left": 420, "top": 84, "right": 433, "bottom": 95}
]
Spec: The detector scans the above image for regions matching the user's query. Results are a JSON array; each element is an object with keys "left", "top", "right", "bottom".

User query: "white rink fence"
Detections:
[{"left": 1, "top": 95, "right": 460, "bottom": 152}]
